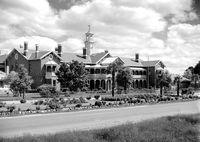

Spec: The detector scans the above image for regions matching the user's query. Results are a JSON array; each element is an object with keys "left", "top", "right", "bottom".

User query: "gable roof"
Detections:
[
  {"left": 0, "top": 54, "right": 7, "bottom": 63},
  {"left": 101, "top": 56, "right": 124, "bottom": 65},
  {"left": 119, "top": 57, "right": 143, "bottom": 67},
  {"left": 90, "top": 51, "right": 109, "bottom": 64},
  {"left": 141, "top": 60, "right": 165, "bottom": 67},
  {"left": 28, "top": 51, "right": 50, "bottom": 60},
  {"left": 61, "top": 52, "right": 91, "bottom": 64}
]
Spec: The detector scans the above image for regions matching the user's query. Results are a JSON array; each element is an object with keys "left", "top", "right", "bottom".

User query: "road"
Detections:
[{"left": 0, "top": 100, "right": 199, "bottom": 138}]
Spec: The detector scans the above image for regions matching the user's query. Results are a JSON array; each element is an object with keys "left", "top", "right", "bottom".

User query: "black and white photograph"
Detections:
[{"left": 0, "top": 0, "right": 199, "bottom": 141}]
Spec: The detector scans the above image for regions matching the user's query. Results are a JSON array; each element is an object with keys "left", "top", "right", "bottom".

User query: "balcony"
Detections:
[
  {"left": 45, "top": 72, "right": 57, "bottom": 79},
  {"left": 87, "top": 74, "right": 112, "bottom": 80},
  {"left": 132, "top": 75, "right": 147, "bottom": 79}
]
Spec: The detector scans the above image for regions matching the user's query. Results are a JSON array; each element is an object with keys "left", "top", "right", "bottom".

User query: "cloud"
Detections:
[
  {"left": 0, "top": 0, "right": 199, "bottom": 74},
  {"left": 0, "top": 36, "right": 57, "bottom": 54}
]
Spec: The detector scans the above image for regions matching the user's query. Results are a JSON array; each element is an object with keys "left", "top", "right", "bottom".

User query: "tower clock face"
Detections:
[{"left": 15, "top": 53, "right": 18, "bottom": 60}]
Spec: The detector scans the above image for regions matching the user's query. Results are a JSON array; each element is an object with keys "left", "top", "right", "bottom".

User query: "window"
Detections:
[
  {"left": 53, "top": 80, "right": 56, "bottom": 86},
  {"left": 101, "top": 69, "right": 106, "bottom": 74},
  {"left": 52, "top": 66, "right": 56, "bottom": 72},
  {"left": 47, "top": 66, "right": 51, "bottom": 72},
  {"left": 90, "top": 68, "right": 94, "bottom": 74},
  {"left": 95, "top": 69, "right": 100, "bottom": 74}
]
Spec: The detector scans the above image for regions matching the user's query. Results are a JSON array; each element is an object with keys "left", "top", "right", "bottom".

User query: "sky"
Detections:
[{"left": 0, "top": 0, "right": 200, "bottom": 74}]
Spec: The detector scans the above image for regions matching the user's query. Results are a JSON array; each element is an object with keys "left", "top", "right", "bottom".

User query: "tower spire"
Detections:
[{"left": 83, "top": 25, "right": 94, "bottom": 58}]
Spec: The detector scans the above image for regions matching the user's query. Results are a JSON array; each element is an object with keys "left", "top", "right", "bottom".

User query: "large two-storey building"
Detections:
[{"left": 0, "top": 28, "right": 165, "bottom": 91}]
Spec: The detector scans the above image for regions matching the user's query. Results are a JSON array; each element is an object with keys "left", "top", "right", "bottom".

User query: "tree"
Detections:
[
  {"left": 107, "top": 61, "right": 123, "bottom": 97},
  {"left": 194, "top": 61, "right": 200, "bottom": 75},
  {"left": 174, "top": 75, "right": 181, "bottom": 96},
  {"left": 116, "top": 67, "right": 132, "bottom": 94},
  {"left": 56, "top": 60, "right": 87, "bottom": 91},
  {"left": 183, "top": 69, "right": 192, "bottom": 80},
  {"left": 6, "top": 64, "right": 33, "bottom": 99},
  {"left": 158, "top": 70, "right": 172, "bottom": 96}
]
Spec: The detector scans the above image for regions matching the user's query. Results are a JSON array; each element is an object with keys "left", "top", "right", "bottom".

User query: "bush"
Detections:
[
  {"left": 38, "top": 84, "right": 58, "bottom": 98},
  {"left": 36, "top": 106, "right": 40, "bottom": 111},
  {"left": 0, "top": 101, "right": 5, "bottom": 108},
  {"left": 70, "top": 98, "right": 81, "bottom": 104},
  {"left": 20, "top": 99, "right": 26, "bottom": 103},
  {"left": 75, "top": 103, "right": 82, "bottom": 108},
  {"left": 79, "top": 97, "right": 86, "bottom": 103},
  {"left": 95, "top": 101, "right": 103, "bottom": 107},
  {"left": 86, "top": 96, "right": 91, "bottom": 100},
  {"left": 48, "top": 100, "right": 60, "bottom": 109},
  {"left": 6, "top": 105, "right": 15, "bottom": 112},
  {"left": 94, "top": 95, "right": 100, "bottom": 100},
  {"left": 34, "top": 100, "right": 43, "bottom": 105}
]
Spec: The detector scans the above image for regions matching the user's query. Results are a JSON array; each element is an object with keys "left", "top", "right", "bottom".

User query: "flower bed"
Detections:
[{"left": 0, "top": 94, "right": 199, "bottom": 117}]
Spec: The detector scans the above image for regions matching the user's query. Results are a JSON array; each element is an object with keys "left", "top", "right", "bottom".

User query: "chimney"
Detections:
[
  {"left": 35, "top": 44, "right": 39, "bottom": 58},
  {"left": 55, "top": 44, "right": 62, "bottom": 57},
  {"left": 135, "top": 53, "right": 139, "bottom": 62},
  {"left": 105, "top": 50, "right": 108, "bottom": 53},
  {"left": 23, "top": 42, "right": 28, "bottom": 56}
]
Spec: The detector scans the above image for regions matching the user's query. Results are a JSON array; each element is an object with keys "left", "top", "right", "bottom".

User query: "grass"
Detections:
[{"left": 0, "top": 114, "right": 199, "bottom": 142}]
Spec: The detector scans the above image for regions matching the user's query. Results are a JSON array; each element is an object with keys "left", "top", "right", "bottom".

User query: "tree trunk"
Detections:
[
  {"left": 177, "top": 80, "right": 180, "bottom": 96},
  {"left": 112, "top": 70, "right": 115, "bottom": 97},
  {"left": 160, "top": 82, "right": 163, "bottom": 97},
  {"left": 22, "top": 90, "right": 25, "bottom": 100}
]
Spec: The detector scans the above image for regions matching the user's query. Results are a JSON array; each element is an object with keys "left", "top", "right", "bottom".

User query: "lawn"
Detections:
[{"left": 0, "top": 114, "right": 199, "bottom": 142}]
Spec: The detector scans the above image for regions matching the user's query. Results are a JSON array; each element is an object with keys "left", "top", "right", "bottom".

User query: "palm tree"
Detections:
[
  {"left": 158, "top": 70, "right": 172, "bottom": 96},
  {"left": 174, "top": 75, "right": 181, "bottom": 96},
  {"left": 107, "top": 61, "right": 122, "bottom": 97}
]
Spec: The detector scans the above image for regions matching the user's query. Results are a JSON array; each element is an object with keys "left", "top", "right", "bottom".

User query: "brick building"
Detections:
[{"left": 0, "top": 28, "right": 165, "bottom": 91}]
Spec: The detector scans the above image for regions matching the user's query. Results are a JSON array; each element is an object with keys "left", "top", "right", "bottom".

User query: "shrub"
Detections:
[
  {"left": 75, "top": 103, "right": 82, "bottom": 108},
  {"left": 59, "top": 97, "right": 65, "bottom": 104},
  {"left": 95, "top": 101, "right": 103, "bottom": 107},
  {"left": 20, "top": 99, "right": 26, "bottom": 103},
  {"left": 36, "top": 106, "right": 40, "bottom": 111},
  {"left": 34, "top": 100, "right": 43, "bottom": 105},
  {"left": 38, "top": 84, "right": 58, "bottom": 98},
  {"left": 94, "top": 95, "right": 100, "bottom": 100},
  {"left": 70, "top": 98, "right": 81, "bottom": 104},
  {"left": 48, "top": 100, "right": 60, "bottom": 109},
  {"left": 79, "top": 97, "right": 86, "bottom": 103},
  {"left": 0, "top": 101, "right": 5, "bottom": 108},
  {"left": 6, "top": 105, "right": 15, "bottom": 112},
  {"left": 86, "top": 96, "right": 91, "bottom": 100}
]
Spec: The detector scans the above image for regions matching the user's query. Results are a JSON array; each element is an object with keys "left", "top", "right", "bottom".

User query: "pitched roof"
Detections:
[
  {"left": 141, "top": 60, "right": 165, "bottom": 67},
  {"left": 101, "top": 57, "right": 119, "bottom": 65},
  {"left": 119, "top": 57, "right": 143, "bottom": 67},
  {"left": 61, "top": 52, "right": 91, "bottom": 64},
  {"left": 0, "top": 54, "right": 7, "bottom": 63},
  {"left": 90, "top": 52, "right": 109, "bottom": 64},
  {"left": 28, "top": 51, "right": 50, "bottom": 60}
]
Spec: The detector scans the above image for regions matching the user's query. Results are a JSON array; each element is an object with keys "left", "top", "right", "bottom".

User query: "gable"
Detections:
[{"left": 6, "top": 48, "right": 29, "bottom": 72}]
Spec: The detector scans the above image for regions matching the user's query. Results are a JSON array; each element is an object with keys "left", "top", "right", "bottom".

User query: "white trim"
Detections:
[
  {"left": 39, "top": 51, "right": 63, "bottom": 61},
  {"left": 5, "top": 48, "right": 28, "bottom": 62},
  {"left": 96, "top": 53, "right": 110, "bottom": 64}
]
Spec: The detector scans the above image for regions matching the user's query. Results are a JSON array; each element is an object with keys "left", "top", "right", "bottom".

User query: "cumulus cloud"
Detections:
[{"left": 0, "top": 0, "right": 199, "bottom": 74}]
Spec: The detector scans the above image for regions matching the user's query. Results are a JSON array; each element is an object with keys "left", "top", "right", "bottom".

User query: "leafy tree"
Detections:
[
  {"left": 183, "top": 69, "right": 192, "bottom": 80},
  {"left": 5, "top": 65, "right": 33, "bottom": 99},
  {"left": 107, "top": 61, "right": 123, "bottom": 97},
  {"left": 158, "top": 70, "right": 172, "bottom": 96},
  {"left": 56, "top": 60, "right": 87, "bottom": 91},
  {"left": 116, "top": 67, "right": 132, "bottom": 94},
  {"left": 194, "top": 61, "right": 200, "bottom": 75}
]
